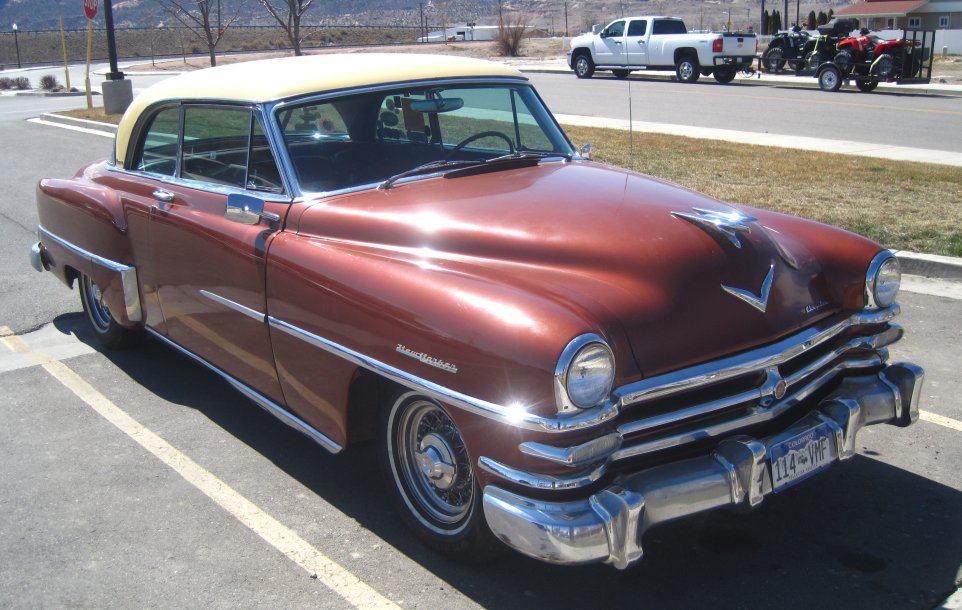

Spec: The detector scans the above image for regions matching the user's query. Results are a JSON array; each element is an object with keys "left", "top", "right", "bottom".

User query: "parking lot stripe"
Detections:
[
  {"left": 920, "top": 410, "right": 962, "bottom": 433},
  {"left": 0, "top": 328, "right": 401, "bottom": 610}
]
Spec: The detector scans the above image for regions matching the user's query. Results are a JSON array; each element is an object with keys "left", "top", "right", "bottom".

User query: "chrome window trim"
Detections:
[
  {"left": 38, "top": 225, "right": 142, "bottom": 322},
  {"left": 199, "top": 290, "right": 266, "bottom": 322},
  {"left": 267, "top": 316, "right": 620, "bottom": 434},
  {"left": 146, "top": 327, "right": 342, "bottom": 454},
  {"left": 614, "top": 306, "right": 899, "bottom": 409}
]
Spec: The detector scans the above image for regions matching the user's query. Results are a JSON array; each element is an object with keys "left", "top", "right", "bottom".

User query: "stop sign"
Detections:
[{"left": 84, "top": 0, "right": 99, "bottom": 20}]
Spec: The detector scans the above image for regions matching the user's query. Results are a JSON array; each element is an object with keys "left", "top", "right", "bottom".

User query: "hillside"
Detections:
[{"left": 0, "top": 0, "right": 843, "bottom": 34}]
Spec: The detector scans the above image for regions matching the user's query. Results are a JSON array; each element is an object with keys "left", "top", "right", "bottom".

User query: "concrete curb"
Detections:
[
  {"left": 514, "top": 64, "right": 962, "bottom": 97},
  {"left": 38, "top": 113, "right": 118, "bottom": 134},
  {"left": 893, "top": 251, "right": 962, "bottom": 282}
]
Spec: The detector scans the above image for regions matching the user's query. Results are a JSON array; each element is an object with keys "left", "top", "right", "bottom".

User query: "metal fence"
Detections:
[{"left": 0, "top": 25, "right": 426, "bottom": 69}]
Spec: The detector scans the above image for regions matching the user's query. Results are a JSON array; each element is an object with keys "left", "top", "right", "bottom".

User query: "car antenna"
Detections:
[{"left": 625, "top": 25, "right": 635, "bottom": 172}]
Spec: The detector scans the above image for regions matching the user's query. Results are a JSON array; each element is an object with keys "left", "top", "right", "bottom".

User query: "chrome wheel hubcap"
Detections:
[{"left": 393, "top": 398, "right": 474, "bottom": 530}]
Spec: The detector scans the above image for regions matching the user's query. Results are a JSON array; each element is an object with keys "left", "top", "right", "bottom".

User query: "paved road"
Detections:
[
  {"left": 1, "top": 95, "right": 961, "bottom": 609},
  {"left": 526, "top": 72, "right": 962, "bottom": 153}
]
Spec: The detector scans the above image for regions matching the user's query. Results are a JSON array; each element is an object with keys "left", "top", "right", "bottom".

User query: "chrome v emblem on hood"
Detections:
[
  {"left": 672, "top": 207, "right": 758, "bottom": 248},
  {"left": 722, "top": 264, "right": 775, "bottom": 313}
]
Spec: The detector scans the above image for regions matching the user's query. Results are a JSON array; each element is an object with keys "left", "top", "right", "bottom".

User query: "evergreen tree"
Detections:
[
  {"left": 817, "top": 11, "right": 828, "bottom": 26},
  {"left": 807, "top": 10, "right": 817, "bottom": 29}
]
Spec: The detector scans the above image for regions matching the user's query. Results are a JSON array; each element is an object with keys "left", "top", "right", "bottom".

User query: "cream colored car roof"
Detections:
[{"left": 115, "top": 53, "right": 526, "bottom": 166}]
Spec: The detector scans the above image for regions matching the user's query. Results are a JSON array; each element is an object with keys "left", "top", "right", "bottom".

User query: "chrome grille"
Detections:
[{"left": 609, "top": 308, "right": 902, "bottom": 463}]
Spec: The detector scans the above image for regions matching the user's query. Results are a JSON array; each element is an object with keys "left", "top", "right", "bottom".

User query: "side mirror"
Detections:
[
  {"left": 579, "top": 143, "right": 592, "bottom": 160},
  {"left": 225, "top": 193, "right": 280, "bottom": 225}
]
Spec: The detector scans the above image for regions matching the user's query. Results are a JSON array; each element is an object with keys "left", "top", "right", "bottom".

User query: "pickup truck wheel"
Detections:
[
  {"left": 818, "top": 65, "right": 843, "bottom": 92},
  {"left": 612, "top": 69, "right": 630, "bottom": 79},
  {"left": 78, "top": 273, "right": 143, "bottom": 349},
  {"left": 573, "top": 54, "right": 595, "bottom": 79},
  {"left": 714, "top": 67, "right": 737, "bottom": 84},
  {"left": 379, "top": 391, "right": 501, "bottom": 559},
  {"left": 675, "top": 56, "right": 700, "bottom": 83}
]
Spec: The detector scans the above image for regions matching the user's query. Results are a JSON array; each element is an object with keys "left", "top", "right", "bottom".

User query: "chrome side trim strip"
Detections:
[
  {"left": 267, "top": 316, "right": 620, "bottom": 433},
  {"left": 199, "top": 290, "right": 266, "bottom": 322},
  {"left": 479, "top": 455, "right": 608, "bottom": 490},
  {"left": 614, "top": 306, "right": 899, "bottom": 408},
  {"left": 145, "top": 327, "right": 343, "bottom": 454},
  {"left": 38, "top": 225, "right": 143, "bottom": 322},
  {"left": 612, "top": 354, "right": 883, "bottom": 461}
]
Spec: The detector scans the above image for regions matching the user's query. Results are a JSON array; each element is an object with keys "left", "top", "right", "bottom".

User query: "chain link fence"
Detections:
[{"left": 0, "top": 25, "right": 427, "bottom": 70}]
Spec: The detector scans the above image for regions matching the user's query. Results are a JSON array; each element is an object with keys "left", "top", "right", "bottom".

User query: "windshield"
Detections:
[{"left": 274, "top": 83, "right": 573, "bottom": 193}]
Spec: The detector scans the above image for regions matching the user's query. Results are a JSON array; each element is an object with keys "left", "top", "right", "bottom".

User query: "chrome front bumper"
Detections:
[{"left": 482, "top": 362, "right": 924, "bottom": 569}]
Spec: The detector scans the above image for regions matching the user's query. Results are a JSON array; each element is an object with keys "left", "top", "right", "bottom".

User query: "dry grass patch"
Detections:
[
  {"left": 564, "top": 125, "right": 962, "bottom": 256},
  {"left": 50, "top": 108, "right": 962, "bottom": 255}
]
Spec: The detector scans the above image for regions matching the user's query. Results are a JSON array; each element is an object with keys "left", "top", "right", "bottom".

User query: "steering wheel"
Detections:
[{"left": 450, "top": 131, "right": 515, "bottom": 154}]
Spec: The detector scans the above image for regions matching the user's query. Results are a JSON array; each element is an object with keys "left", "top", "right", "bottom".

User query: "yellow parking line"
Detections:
[
  {"left": 919, "top": 410, "right": 962, "bottom": 433},
  {"left": 0, "top": 327, "right": 400, "bottom": 610}
]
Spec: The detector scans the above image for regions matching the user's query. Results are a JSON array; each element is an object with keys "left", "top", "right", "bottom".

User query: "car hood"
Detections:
[{"left": 296, "top": 161, "right": 878, "bottom": 379}]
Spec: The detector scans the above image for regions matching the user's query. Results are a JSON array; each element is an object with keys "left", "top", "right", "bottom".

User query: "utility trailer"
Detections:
[{"left": 814, "top": 29, "right": 936, "bottom": 93}]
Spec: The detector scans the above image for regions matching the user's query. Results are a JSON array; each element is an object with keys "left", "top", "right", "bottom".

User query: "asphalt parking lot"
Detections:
[{"left": 1, "top": 94, "right": 960, "bottom": 609}]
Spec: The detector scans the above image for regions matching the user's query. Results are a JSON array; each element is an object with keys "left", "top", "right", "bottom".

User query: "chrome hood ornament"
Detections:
[
  {"left": 672, "top": 207, "right": 758, "bottom": 249},
  {"left": 722, "top": 264, "right": 775, "bottom": 313}
]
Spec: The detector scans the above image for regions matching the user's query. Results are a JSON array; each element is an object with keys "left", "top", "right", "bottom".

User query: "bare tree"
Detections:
[
  {"left": 496, "top": 6, "right": 530, "bottom": 57},
  {"left": 158, "top": 0, "right": 239, "bottom": 66},
  {"left": 259, "top": 0, "right": 316, "bottom": 56}
]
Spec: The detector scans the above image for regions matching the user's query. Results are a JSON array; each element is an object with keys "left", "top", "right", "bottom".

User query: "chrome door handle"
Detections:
[{"left": 152, "top": 189, "right": 175, "bottom": 203}]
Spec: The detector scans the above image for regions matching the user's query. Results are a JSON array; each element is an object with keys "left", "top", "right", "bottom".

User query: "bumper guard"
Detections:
[{"left": 482, "top": 362, "right": 923, "bottom": 569}]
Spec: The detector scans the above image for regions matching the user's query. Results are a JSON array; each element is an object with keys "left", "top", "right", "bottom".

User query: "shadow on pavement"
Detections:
[{"left": 54, "top": 313, "right": 962, "bottom": 610}]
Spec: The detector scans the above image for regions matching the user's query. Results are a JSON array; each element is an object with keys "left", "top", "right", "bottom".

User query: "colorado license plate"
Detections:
[{"left": 769, "top": 423, "right": 835, "bottom": 492}]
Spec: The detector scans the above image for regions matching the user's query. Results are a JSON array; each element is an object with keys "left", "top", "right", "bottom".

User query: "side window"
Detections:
[
  {"left": 181, "top": 107, "right": 250, "bottom": 188},
  {"left": 652, "top": 20, "right": 686, "bottom": 35},
  {"left": 627, "top": 20, "right": 647, "bottom": 36},
  {"left": 605, "top": 20, "right": 625, "bottom": 37},
  {"left": 137, "top": 107, "right": 180, "bottom": 176},
  {"left": 248, "top": 117, "right": 284, "bottom": 194}
]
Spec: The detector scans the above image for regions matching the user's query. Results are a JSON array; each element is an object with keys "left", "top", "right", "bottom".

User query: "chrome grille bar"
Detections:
[{"left": 613, "top": 307, "right": 898, "bottom": 408}]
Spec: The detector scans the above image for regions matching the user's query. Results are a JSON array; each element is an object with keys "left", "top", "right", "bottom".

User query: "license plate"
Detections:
[{"left": 769, "top": 423, "right": 835, "bottom": 492}]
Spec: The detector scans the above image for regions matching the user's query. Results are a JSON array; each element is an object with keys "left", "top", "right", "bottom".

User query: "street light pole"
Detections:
[
  {"left": 102, "top": 0, "right": 123, "bottom": 80},
  {"left": 12, "top": 23, "right": 21, "bottom": 69}
]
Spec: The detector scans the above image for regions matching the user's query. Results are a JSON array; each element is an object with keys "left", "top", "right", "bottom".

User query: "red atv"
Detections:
[{"left": 833, "top": 29, "right": 922, "bottom": 81}]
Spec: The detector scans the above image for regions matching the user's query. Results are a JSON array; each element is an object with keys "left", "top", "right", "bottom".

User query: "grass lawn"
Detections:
[{"left": 61, "top": 108, "right": 962, "bottom": 257}]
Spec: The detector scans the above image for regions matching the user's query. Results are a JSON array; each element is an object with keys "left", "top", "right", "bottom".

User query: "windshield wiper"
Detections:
[
  {"left": 378, "top": 159, "right": 481, "bottom": 190},
  {"left": 378, "top": 152, "right": 568, "bottom": 190}
]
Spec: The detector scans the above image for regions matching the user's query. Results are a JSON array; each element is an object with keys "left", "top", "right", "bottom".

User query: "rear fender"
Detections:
[{"left": 36, "top": 172, "right": 142, "bottom": 326}]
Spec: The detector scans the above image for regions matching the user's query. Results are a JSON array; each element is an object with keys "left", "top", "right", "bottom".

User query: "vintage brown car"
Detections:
[{"left": 31, "top": 54, "right": 924, "bottom": 568}]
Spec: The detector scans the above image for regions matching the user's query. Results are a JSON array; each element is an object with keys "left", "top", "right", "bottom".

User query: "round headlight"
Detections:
[
  {"left": 868, "top": 254, "right": 900, "bottom": 309},
  {"left": 565, "top": 342, "right": 615, "bottom": 409}
]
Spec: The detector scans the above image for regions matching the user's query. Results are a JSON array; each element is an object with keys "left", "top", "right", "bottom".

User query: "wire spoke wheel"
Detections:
[
  {"left": 389, "top": 396, "right": 475, "bottom": 533},
  {"left": 80, "top": 274, "right": 113, "bottom": 333}
]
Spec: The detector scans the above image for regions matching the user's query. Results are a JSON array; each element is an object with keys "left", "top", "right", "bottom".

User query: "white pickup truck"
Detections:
[{"left": 568, "top": 16, "right": 757, "bottom": 83}]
